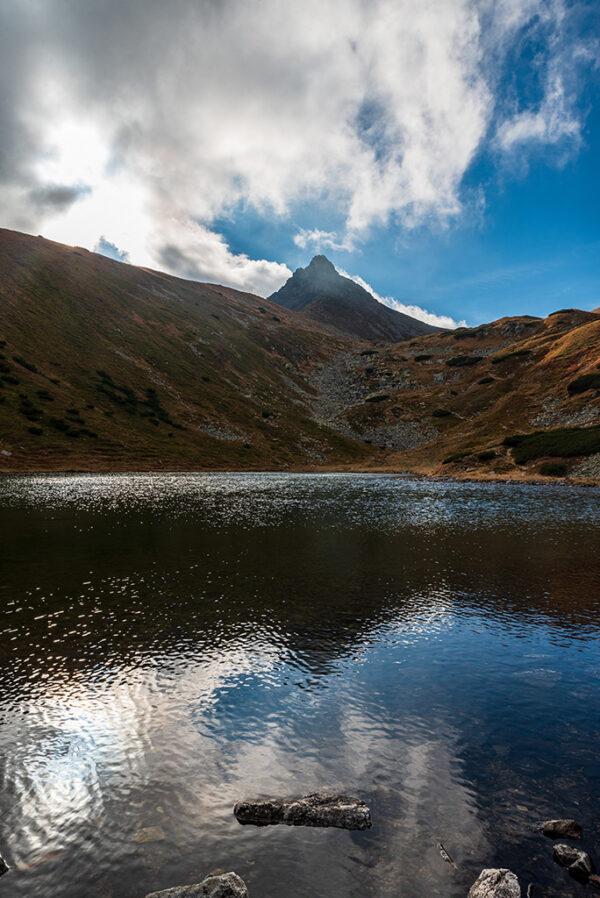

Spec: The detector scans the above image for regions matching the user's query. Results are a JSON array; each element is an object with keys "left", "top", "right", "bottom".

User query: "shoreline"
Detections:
[{"left": 0, "top": 461, "right": 598, "bottom": 487}]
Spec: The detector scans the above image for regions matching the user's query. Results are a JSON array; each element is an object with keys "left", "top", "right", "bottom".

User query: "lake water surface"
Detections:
[{"left": 1, "top": 473, "right": 599, "bottom": 898}]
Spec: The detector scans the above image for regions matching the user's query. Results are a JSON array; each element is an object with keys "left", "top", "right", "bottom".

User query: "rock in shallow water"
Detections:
[
  {"left": 542, "top": 819, "right": 582, "bottom": 839},
  {"left": 145, "top": 871, "right": 248, "bottom": 898},
  {"left": 553, "top": 844, "right": 595, "bottom": 882},
  {"left": 233, "top": 792, "right": 372, "bottom": 830},
  {"left": 468, "top": 868, "right": 521, "bottom": 898}
]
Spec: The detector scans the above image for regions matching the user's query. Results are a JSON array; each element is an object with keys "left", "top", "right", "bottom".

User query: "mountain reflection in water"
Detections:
[{"left": 0, "top": 473, "right": 599, "bottom": 898}]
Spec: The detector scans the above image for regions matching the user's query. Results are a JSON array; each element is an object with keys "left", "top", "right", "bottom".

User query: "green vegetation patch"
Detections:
[
  {"left": 415, "top": 354, "right": 432, "bottom": 361},
  {"left": 477, "top": 450, "right": 496, "bottom": 461},
  {"left": 491, "top": 349, "right": 531, "bottom": 364},
  {"left": 539, "top": 462, "right": 567, "bottom": 477},
  {"left": 504, "top": 426, "right": 600, "bottom": 464},
  {"left": 365, "top": 392, "right": 390, "bottom": 403},
  {"left": 432, "top": 408, "right": 452, "bottom": 418},
  {"left": 446, "top": 355, "right": 483, "bottom": 367},
  {"left": 13, "top": 355, "right": 38, "bottom": 373},
  {"left": 360, "top": 349, "right": 378, "bottom": 356},
  {"left": 567, "top": 373, "right": 600, "bottom": 395},
  {"left": 478, "top": 376, "right": 495, "bottom": 385}
]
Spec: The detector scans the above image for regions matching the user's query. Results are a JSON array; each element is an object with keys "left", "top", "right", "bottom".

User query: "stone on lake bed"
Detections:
[
  {"left": 542, "top": 819, "right": 582, "bottom": 839},
  {"left": 144, "top": 872, "right": 248, "bottom": 897},
  {"left": 233, "top": 792, "right": 372, "bottom": 830},
  {"left": 553, "top": 844, "right": 595, "bottom": 882},
  {"left": 468, "top": 868, "right": 521, "bottom": 898},
  {"left": 134, "top": 825, "right": 166, "bottom": 844}
]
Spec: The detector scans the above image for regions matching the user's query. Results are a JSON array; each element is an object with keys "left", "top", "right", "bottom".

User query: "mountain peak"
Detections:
[
  {"left": 269, "top": 254, "right": 440, "bottom": 342},
  {"left": 306, "top": 254, "right": 336, "bottom": 273}
]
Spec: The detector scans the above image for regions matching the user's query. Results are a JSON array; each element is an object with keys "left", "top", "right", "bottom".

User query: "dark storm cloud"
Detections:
[{"left": 28, "top": 183, "right": 91, "bottom": 212}]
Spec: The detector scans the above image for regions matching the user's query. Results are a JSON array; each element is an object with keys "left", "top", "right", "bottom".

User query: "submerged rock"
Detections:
[
  {"left": 0, "top": 854, "right": 8, "bottom": 877},
  {"left": 542, "top": 819, "right": 582, "bottom": 840},
  {"left": 553, "top": 844, "right": 595, "bottom": 882},
  {"left": 134, "top": 826, "right": 165, "bottom": 844},
  {"left": 468, "top": 868, "right": 521, "bottom": 898},
  {"left": 233, "top": 792, "right": 372, "bottom": 830},
  {"left": 145, "top": 871, "right": 248, "bottom": 898}
]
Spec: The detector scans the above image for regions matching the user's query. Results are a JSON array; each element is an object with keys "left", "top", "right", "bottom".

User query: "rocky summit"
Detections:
[{"left": 268, "top": 254, "right": 439, "bottom": 342}]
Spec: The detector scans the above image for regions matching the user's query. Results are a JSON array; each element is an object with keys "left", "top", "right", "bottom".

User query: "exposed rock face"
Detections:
[
  {"left": 233, "top": 792, "right": 372, "bottom": 830},
  {"left": 468, "top": 868, "right": 521, "bottom": 898},
  {"left": 542, "top": 819, "right": 582, "bottom": 839},
  {"left": 553, "top": 844, "right": 595, "bottom": 882},
  {"left": 145, "top": 872, "right": 248, "bottom": 898},
  {"left": 268, "top": 255, "right": 439, "bottom": 342},
  {"left": 0, "top": 854, "right": 8, "bottom": 877}
]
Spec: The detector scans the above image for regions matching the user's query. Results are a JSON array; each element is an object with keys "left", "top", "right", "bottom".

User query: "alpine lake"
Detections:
[{"left": 1, "top": 473, "right": 599, "bottom": 898}]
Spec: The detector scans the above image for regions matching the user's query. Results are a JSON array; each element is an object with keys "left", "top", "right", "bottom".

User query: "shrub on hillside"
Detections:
[
  {"left": 567, "top": 373, "right": 600, "bottom": 395},
  {"left": 491, "top": 349, "right": 531, "bottom": 364},
  {"left": 540, "top": 462, "right": 567, "bottom": 477},
  {"left": 478, "top": 376, "right": 495, "bottom": 384},
  {"left": 432, "top": 408, "right": 452, "bottom": 417},
  {"left": 503, "top": 426, "right": 600, "bottom": 464}
]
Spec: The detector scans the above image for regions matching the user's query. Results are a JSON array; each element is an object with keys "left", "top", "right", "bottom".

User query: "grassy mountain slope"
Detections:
[
  {"left": 0, "top": 229, "right": 371, "bottom": 471},
  {"left": 312, "top": 310, "right": 600, "bottom": 479},
  {"left": 0, "top": 229, "right": 599, "bottom": 481}
]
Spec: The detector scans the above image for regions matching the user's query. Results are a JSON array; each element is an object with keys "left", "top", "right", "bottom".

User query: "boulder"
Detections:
[
  {"left": 233, "top": 792, "right": 372, "bottom": 830},
  {"left": 553, "top": 844, "right": 595, "bottom": 882},
  {"left": 542, "top": 819, "right": 582, "bottom": 840},
  {"left": 0, "top": 854, "right": 8, "bottom": 877},
  {"left": 145, "top": 872, "right": 248, "bottom": 898},
  {"left": 468, "top": 868, "right": 521, "bottom": 898}
]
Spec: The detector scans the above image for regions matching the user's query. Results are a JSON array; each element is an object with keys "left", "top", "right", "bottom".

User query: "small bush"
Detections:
[
  {"left": 567, "top": 373, "right": 600, "bottom": 395},
  {"left": 1, "top": 375, "right": 19, "bottom": 385},
  {"left": 477, "top": 450, "right": 496, "bottom": 461},
  {"left": 36, "top": 389, "right": 54, "bottom": 401},
  {"left": 446, "top": 355, "right": 483, "bottom": 367},
  {"left": 415, "top": 354, "right": 432, "bottom": 361},
  {"left": 433, "top": 408, "right": 452, "bottom": 418},
  {"left": 540, "top": 462, "right": 567, "bottom": 477},
  {"left": 504, "top": 426, "right": 600, "bottom": 464},
  {"left": 478, "top": 376, "right": 494, "bottom": 385},
  {"left": 0, "top": 361, "right": 11, "bottom": 374},
  {"left": 360, "top": 349, "right": 378, "bottom": 356},
  {"left": 27, "top": 426, "right": 43, "bottom": 435},
  {"left": 491, "top": 349, "right": 531, "bottom": 364},
  {"left": 49, "top": 417, "right": 70, "bottom": 432},
  {"left": 365, "top": 393, "right": 390, "bottom": 403},
  {"left": 13, "top": 355, "right": 38, "bottom": 373},
  {"left": 452, "top": 327, "right": 476, "bottom": 340}
]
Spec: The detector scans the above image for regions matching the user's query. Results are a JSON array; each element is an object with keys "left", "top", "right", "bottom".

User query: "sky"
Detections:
[{"left": 0, "top": 0, "right": 598, "bottom": 328}]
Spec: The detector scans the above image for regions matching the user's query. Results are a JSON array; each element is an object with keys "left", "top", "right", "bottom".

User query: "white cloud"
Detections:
[
  {"left": 339, "top": 271, "right": 467, "bottom": 329},
  {"left": 293, "top": 228, "right": 355, "bottom": 253},
  {"left": 0, "top": 0, "right": 594, "bottom": 293}
]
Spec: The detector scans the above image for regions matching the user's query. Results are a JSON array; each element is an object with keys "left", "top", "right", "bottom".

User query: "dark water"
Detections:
[{"left": 1, "top": 473, "right": 599, "bottom": 898}]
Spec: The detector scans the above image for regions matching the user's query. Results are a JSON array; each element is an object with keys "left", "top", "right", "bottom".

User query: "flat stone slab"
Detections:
[
  {"left": 145, "top": 872, "right": 248, "bottom": 898},
  {"left": 468, "top": 868, "right": 521, "bottom": 898},
  {"left": 233, "top": 792, "right": 372, "bottom": 830},
  {"left": 542, "top": 819, "right": 582, "bottom": 839}
]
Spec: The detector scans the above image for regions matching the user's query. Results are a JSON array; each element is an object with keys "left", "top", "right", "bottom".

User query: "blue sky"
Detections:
[{"left": 1, "top": 0, "right": 598, "bottom": 327}]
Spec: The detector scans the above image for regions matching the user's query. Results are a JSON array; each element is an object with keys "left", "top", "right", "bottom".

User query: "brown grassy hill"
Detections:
[
  {"left": 309, "top": 309, "right": 600, "bottom": 479},
  {"left": 1, "top": 228, "right": 599, "bottom": 481},
  {"left": 0, "top": 229, "right": 372, "bottom": 471}
]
